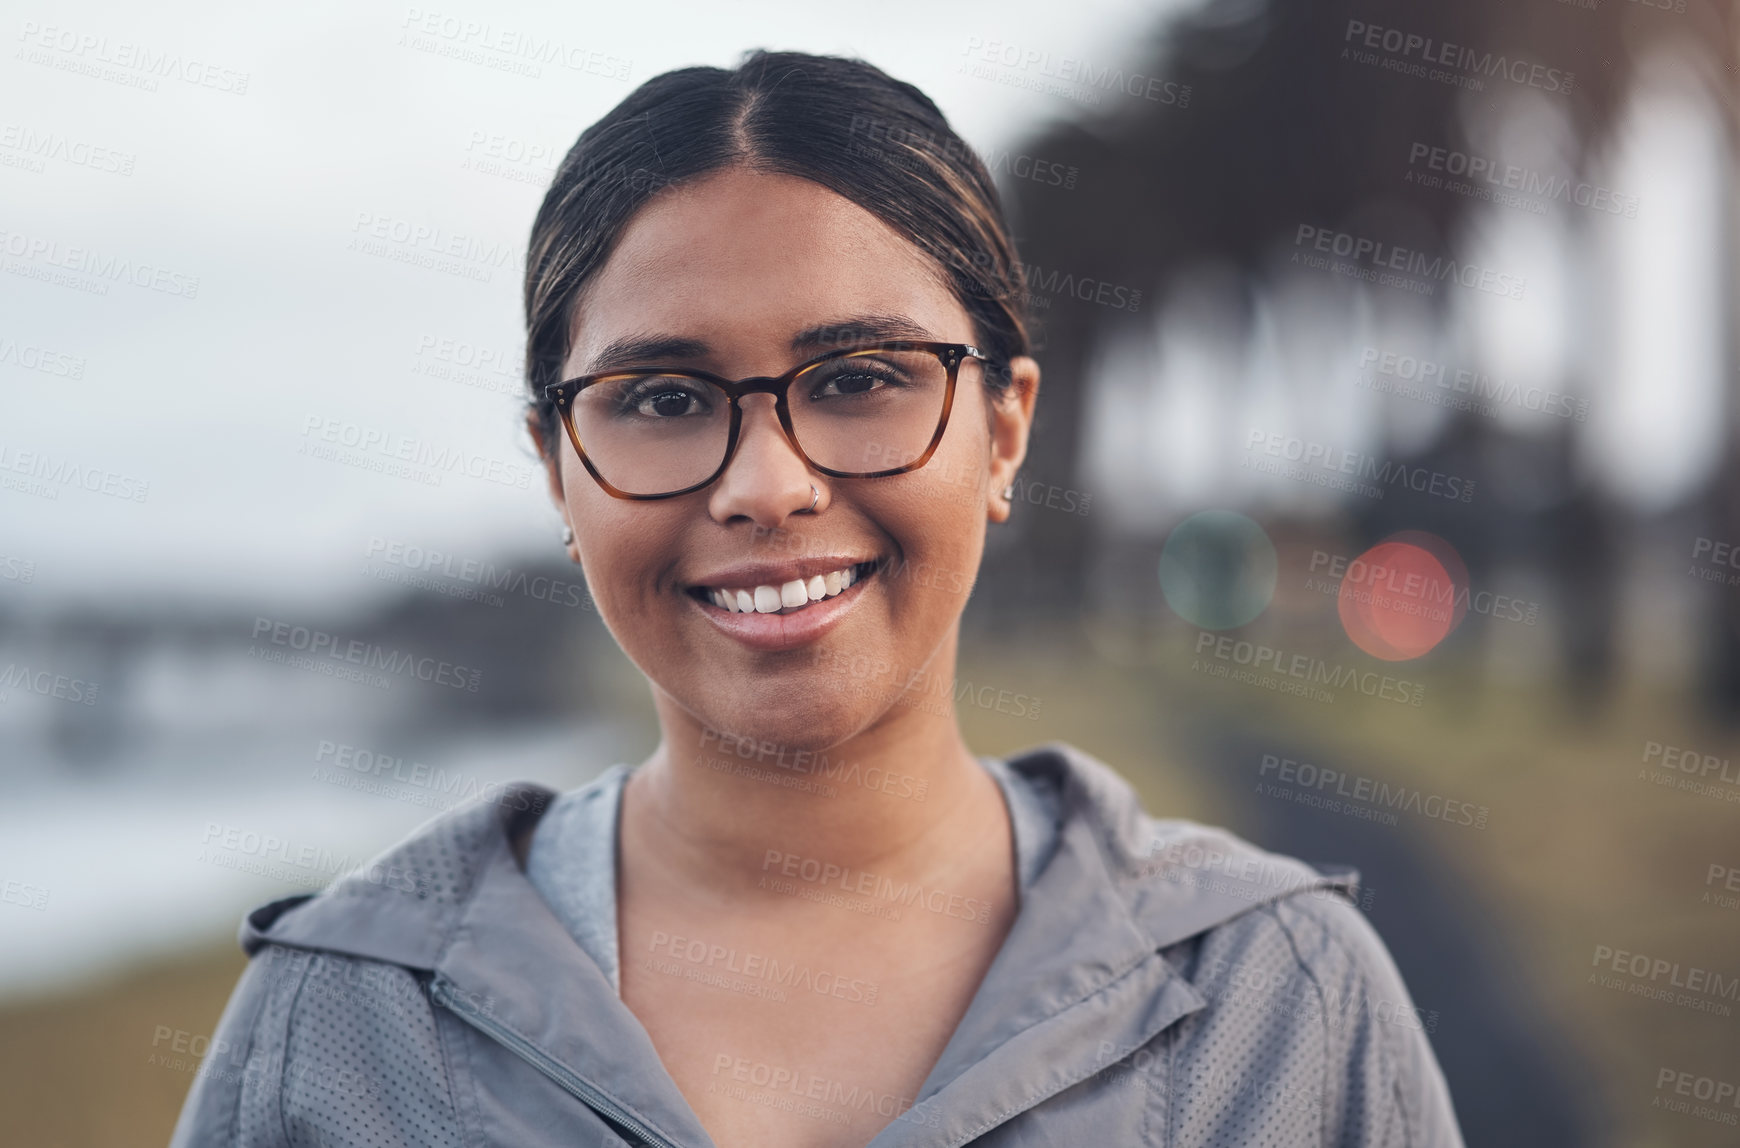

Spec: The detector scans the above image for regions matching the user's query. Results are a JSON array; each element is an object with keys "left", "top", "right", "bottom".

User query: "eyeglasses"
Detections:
[{"left": 544, "top": 340, "right": 995, "bottom": 500}]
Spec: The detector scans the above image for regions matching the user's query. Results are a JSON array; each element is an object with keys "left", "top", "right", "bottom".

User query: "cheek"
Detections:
[
  {"left": 934, "top": 418, "right": 994, "bottom": 554},
  {"left": 557, "top": 444, "right": 696, "bottom": 628},
  {"left": 918, "top": 415, "right": 994, "bottom": 526},
  {"left": 558, "top": 438, "right": 629, "bottom": 524},
  {"left": 881, "top": 446, "right": 989, "bottom": 602},
  {"left": 558, "top": 449, "right": 635, "bottom": 596}
]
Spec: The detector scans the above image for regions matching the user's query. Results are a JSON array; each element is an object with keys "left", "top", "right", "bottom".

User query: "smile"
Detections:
[{"left": 692, "top": 560, "right": 879, "bottom": 615}]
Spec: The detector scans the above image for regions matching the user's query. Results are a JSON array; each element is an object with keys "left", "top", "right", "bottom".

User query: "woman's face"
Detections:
[{"left": 537, "top": 167, "right": 1037, "bottom": 749}]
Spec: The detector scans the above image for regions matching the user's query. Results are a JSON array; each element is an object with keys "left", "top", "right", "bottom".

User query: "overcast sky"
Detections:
[
  {"left": 1, "top": 0, "right": 1186, "bottom": 611},
  {"left": 6, "top": 0, "right": 1726, "bottom": 618}
]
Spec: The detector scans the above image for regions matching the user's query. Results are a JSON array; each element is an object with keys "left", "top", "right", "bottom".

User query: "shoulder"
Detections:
[
  {"left": 267, "top": 944, "right": 463, "bottom": 1111},
  {"left": 1004, "top": 741, "right": 1461, "bottom": 1144},
  {"left": 175, "top": 781, "right": 565, "bottom": 1146},
  {"left": 1178, "top": 887, "right": 1430, "bottom": 1046},
  {"left": 238, "top": 779, "right": 558, "bottom": 962},
  {"left": 1161, "top": 878, "right": 1462, "bottom": 1146},
  {"left": 1004, "top": 741, "right": 1361, "bottom": 930},
  {"left": 171, "top": 941, "right": 471, "bottom": 1147}
]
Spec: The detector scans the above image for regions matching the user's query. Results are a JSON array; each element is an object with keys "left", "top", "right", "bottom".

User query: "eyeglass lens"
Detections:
[{"left": 570, "top": 348, "right": 951, "bottom": 496}]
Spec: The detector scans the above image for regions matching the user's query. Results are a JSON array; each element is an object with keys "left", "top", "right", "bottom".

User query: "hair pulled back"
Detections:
[{"left": 522, "top": 49, "right": 1033, "bottom": 455}]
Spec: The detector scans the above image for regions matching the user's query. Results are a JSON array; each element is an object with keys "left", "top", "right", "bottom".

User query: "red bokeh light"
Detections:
[{"left": 1337, "top": 534, "right": 1467, "bottom": 661}]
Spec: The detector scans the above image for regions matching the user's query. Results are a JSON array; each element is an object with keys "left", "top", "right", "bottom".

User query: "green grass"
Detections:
[{"left": 0, "top": 944, "right": 248, "bottom": 1148}]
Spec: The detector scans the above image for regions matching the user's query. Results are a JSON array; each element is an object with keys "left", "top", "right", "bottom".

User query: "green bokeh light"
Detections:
[{"left": 1159, "top": 510, "right": 1277, "bottom": 630}]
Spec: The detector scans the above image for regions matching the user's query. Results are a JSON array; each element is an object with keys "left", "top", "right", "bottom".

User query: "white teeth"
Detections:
[{"left": 707, "top": 564, "right": 868, "bottom": 613}]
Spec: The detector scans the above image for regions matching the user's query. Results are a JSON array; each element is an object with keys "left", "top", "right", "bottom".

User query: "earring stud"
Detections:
[
  {"left": 1002, "top": 485, "right": 1014, "bottom": 499},
  {"left": 561, "top": 525, "right": 573, "bottom": 545}
]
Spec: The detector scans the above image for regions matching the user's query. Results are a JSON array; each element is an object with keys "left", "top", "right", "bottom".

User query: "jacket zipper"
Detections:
[{"left": 429, "top": 976, "right": 686, "bottom": 1148}]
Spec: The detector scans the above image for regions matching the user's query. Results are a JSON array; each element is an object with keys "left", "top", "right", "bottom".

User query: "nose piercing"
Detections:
[{"left": 809, "top": 483, "right": 820, "bottom": 513}]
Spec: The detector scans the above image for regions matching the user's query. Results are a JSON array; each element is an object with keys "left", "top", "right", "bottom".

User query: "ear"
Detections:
[
  {"left": 986, "top": 356, "right": 1040, "bottom": 525},
  {"left": 525, "top": 409, "right": 569, "bottom": 517}
]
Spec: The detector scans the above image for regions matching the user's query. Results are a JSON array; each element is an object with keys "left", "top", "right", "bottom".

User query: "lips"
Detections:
[{"left": 689, "top": 559, "right": 880, "bottom": 615}]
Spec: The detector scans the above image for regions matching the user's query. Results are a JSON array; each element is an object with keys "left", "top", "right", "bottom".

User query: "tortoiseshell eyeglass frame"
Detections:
[{"left": 542, "top": 340, "right": 997, "bottom": 501}]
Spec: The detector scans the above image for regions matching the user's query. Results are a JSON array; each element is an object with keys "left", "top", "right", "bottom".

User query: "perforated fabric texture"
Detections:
[
  {"left": 172, "top": 942, "right": 300, "bottom": 1147},
  {"left": 1139, "top": 890, "right": 1437, "bottom": 1147},
  {"left": 234, "top": 949, "right": 301, "bottom": 1145},
  {"left": 279, "top": 955, "right": 462, "bottom": 1147},
  {"left": 262, "top": 795, "right": 509, "bottom": 1145},
  {"left": 319, "top": 787, "right": 504, "bottom": 920}
]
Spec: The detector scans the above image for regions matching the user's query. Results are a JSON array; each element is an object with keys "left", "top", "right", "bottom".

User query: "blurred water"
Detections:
[{"left": 0, "top": 719, "right": 624, "bottom": 1001}]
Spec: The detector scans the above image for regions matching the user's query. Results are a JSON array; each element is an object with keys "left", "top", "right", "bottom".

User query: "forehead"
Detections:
[{"left": 567, "top": 167, "right": 966, "bottom": 368}]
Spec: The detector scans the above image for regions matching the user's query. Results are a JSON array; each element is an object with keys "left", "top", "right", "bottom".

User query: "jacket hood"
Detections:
[
  {"left": 236, "top": 741, "right": 1359, "bottom": 1148},
  {"left": 241, "top": 740, "right": 1356, "bottom": 964}
]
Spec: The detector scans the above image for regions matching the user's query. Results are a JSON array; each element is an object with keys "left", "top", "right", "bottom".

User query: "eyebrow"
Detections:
[{"left": 580, "top": 313, "right": 940, "bottom": 375}]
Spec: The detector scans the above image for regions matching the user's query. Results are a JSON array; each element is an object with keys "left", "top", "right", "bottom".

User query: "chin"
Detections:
[{"left": 696, "top": 694, "right": 860, "bottom": 752}]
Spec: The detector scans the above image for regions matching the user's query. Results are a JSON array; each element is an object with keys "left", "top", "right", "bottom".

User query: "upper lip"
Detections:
[{"left": 687, "top": 556, "right": 879, "bottom": 589}]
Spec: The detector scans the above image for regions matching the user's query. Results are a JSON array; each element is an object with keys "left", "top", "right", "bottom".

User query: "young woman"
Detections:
[{"left": 173, "top": 50, "right": 1463, "bottom": 1148}]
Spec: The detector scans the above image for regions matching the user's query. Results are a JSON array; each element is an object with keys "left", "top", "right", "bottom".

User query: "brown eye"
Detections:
[
  {"left": 642, "top": 389, "right": 701, "bottom": 417},
  {"left": 599, "top": 376, "right": 717, "bottom": 421},
  {"left": 804, "top": 358, "right": 911, "bottom": 401}
]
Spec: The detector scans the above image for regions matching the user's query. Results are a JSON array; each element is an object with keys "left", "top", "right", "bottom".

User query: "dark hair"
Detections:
[{"left": 522, "top": 49, "right": 1032, "bottom": 457}]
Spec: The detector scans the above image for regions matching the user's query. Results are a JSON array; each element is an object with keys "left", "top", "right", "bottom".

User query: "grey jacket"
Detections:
[{"left": 169, "top": 742, "right": 1464, "bottom": 1147}]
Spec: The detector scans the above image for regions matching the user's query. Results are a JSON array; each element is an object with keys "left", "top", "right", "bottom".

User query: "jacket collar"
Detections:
[
  {"left": 870, "top": 743, "right": 1356, "bottom": 1147},
  {"left": 242, "top": 742, "right": 1356, "bottom": 1147}
]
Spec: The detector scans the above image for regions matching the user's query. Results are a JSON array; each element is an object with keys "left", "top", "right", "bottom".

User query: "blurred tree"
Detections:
[{"left": 979, "top": 0, "right": 1722, "bottom": 715}]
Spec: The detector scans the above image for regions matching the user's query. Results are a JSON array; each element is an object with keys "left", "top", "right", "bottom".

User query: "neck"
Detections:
[{"left": 627, "top": 657, "right": 1010, "bottom": 900}]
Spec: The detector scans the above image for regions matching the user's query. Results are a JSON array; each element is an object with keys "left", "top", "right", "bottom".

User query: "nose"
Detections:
[{"left": 707, "top": 392, "right": 820, "bottom": 527}]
